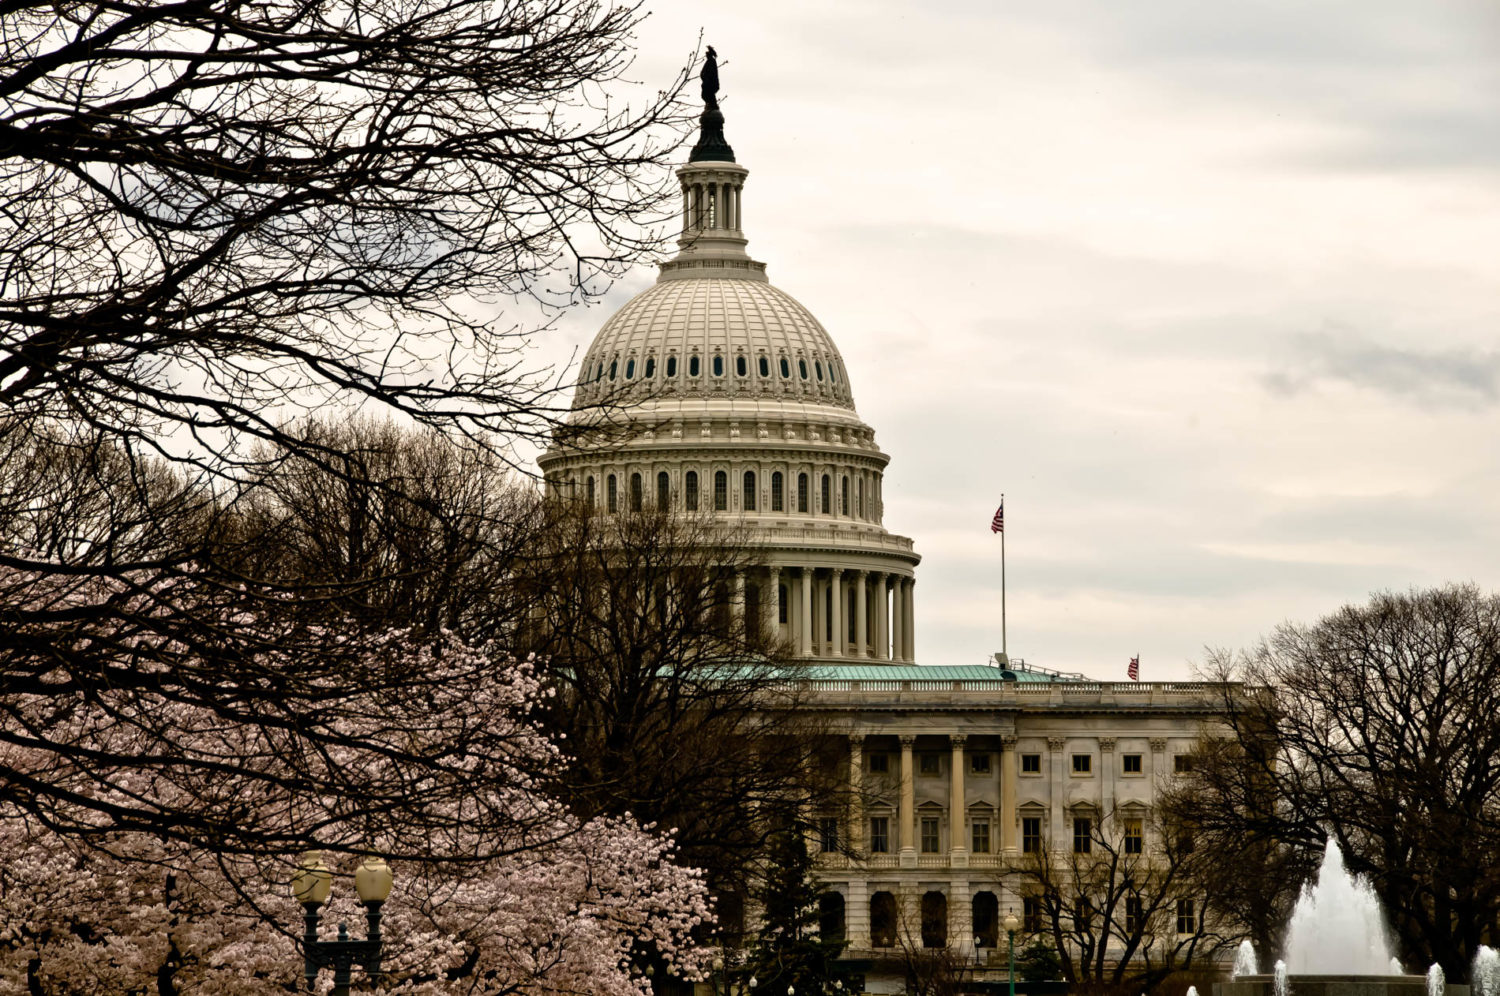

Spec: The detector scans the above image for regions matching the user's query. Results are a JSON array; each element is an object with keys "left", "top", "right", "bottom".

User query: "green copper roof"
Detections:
[{"left": 795, "top": 664, "right": 1081, "bottom": 683}]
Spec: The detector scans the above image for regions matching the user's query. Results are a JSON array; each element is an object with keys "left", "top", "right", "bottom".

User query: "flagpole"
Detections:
[{"left": 1000, "top": 493, "right": 1007, "bottom": 658}]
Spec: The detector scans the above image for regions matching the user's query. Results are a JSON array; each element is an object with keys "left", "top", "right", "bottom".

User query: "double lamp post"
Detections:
[{"left": 291, "top": 851, "right": 394, "bottom": 996}]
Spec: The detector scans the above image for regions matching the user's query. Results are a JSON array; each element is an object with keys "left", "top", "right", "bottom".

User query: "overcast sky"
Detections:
[{"left": 524, "top": 0, "right": 1500, "bottom": 681}]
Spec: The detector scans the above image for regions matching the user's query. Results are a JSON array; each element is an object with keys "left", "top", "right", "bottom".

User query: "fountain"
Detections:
[
  {"left": 1214, "top": 840, "right": 1469, "bottom": 996},
  {"left": 1473, "top": 948, "right": 1499, "bottom": 996}
]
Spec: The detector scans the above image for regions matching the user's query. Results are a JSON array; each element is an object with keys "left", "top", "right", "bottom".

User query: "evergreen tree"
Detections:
[{"left": 745, "top": 826, "right": 848, "bottom": 996}]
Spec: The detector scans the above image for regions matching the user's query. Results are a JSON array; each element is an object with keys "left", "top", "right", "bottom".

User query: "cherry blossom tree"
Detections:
[{"left": 0, "top": 627, "right": 713, "bottom": 994}]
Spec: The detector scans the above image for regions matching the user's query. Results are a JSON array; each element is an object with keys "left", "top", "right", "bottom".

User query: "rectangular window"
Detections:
[
  {"left": 971, "top": 819, "right": 991, "bottom": 854},
  {"left": 919, "top": 753, "right": 940, "bottom": 776},
  {"left": 1122, "top": 753, "right": 1143, "bottom": 774},
  {"left": 1075, "top": 897, "right": 1094, "bottom": 932},
  {"left": 1123, "top": 818, "right": 1144, "bottom": 855},
  {"left": 819, "top": 817, "right": 839, "bottom": 853},
  {"left": 1176, "top": 898, "right": 1198, "bottom": 934},
  {"left": 1022, "top": 816, "right": 1042, "bottom": 853},
  {"left": 607, "top": 474, "right": 618, "bottom": 513},
  {"left": 870, "top": 816, "right": 889, "bottom": 853},
  {"left": 970, "top": 753, "right": 992, "bottom": 775},
  {"left": 1023, "top": 897, "right": 1043, "bottom": 933},
  {"left": 685, "top": 472, "right": 699, "bottom": 511},
  {"left": 1021, "top": 753, "right": 1041, "bottom": 774},
  {"left": 1174, "top": 754, "right": 1196, "bottom": 773},
  {"left": 1072, "top": 754, "right": 1092, "bottom": 774},
  {"left": 920, "top": 816, "right": 940, "bottom": 853},
  {"left": 869, "top": 753, "right": 889, "bottom": 774},
  {"left": 1073, "top": 817, "right": 1093, "bottom": 853},
  {"left": 1125, "top": 897, "right": 1144, "bottom": 934}
]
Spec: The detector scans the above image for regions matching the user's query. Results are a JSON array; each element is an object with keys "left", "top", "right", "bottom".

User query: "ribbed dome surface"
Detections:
[{"left": 572, "top": 277, "right": 856, "bottom": 411}]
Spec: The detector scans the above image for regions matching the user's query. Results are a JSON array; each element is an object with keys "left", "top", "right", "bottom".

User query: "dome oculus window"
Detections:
[
  {"left": 689, "top": 355, "right": 701, "bottom": 377},
  {"left": 609, "top": 359, "right": 618, "bottom": 380},
  {"left": 829, "top": 363, "right": 838, "bottom": 385},
  {"left": 736, "top": 356, "right": 747, "bottom": 377},
  {"left": 644, "top": 357, "right": 655, "bottom": 378},
  {"left": 780, "top": 357, "right": 791, "bottom": 379},
  {"left": 595, "top": 363, "right": 604, "bottom": 382},
  {"left": 625, "top": 359, "right": 635, "bottom": 380},
  {"left": 666, "top": 356, "right": 678, "bottom": 377},
  {"left": 799, "top": 359, "right": 808, "bottom": 380},
  {"left": 815, "top": 361, "right": 824, "bottom": 381},
  {"left": 759, "top": 357, "right": 770, "bottom": 378},
  {"left": 712, "top": 355, "right": 724, "bottom": 377}
]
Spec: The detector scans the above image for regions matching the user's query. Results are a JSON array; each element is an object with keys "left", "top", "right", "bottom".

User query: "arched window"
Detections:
[
  {"left": 797, "top": 473, "right": 809, "bottom": 513},
  {"left": 799, "top": 358, "right": 809, "bottom": 380},
  {"left": 656, "top": 471, "right": 670, "bottom": 508},
  {"left": 771, "top": 471, "right": 784, "bottom": 511},
  {"left": 609, "top": 359, "right": 618, "bottom": 380},
  {"left": 684, "top": 471, "right": 699, "bottom": 511},
  {"left": 842, "top": 475, "right": 850, "bottom": 515},
  {"left": 713, "top": 470, "right": 728, "bottom": 511},
  {"left": 870, "top": 892, "right": 897, "bottom": 949},
  {"left": 625, "top": 358, "right": 635, "bottom": 380},
  {"left": 819, "top": 893, "right": 846, "bottom": 944},
  {"left": 645, "top": 356, "right": 656, "bottom": 378},
  {"left": 606, "top": 474, "right": 618, "bottom": 513},
  {"left": 858, "top": 477, "right": 865, "bottom": 517},
  {"left": 815, "top": 360, "right": 824, "bottom": 381},
  {"left": 666, "top": 356, "right": 678, "bottom": 377},
  {"left": 736, "top": 356, "right": 747, "bottom": 377},
  {"left": 689, "top": 355, "right": 701, "bottom": 377},
  {"left": 830, "top": 363, "right": 838, "bottom": 385},
  {"left": 780, "top": 357, "right": 791, "bottom": 379},
  {"left": 712, "top": 355, "right": 724, "bottom": 377},
  {"left": 759, "top": 356, "right": 770, "bottom": 378},
  {"left": 586, "top": 475, "right": 595, "bottom": 506},
  {"left": 921, "top": 891, "right": 947, "bottom": 948},
  {"left": 973, "top": 892, "right": 999, "bottom": 948},
  {"left": 629, "top": 472, "right": 642, "bottom": 512},
  {"left": 743, "top": 471, "right": 756, "bottom": 511},
  {"left": 820, "top": 474, "right": 831, "bottom": 514}
]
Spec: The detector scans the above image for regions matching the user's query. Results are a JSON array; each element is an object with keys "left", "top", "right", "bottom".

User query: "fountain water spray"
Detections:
[
  {"left": 1233, "top": 941, "right": 1258, "bottom": 981},
  {"left": 1274, "top": 960, "right": 1288, "bottom": 996},
  {"left": 1427, "top": 964, "right": 1445, "bottom": 996},
  {"left": 1283, "top": 839, "right": 1396, "bottom": 974},
  {"left": 1474, "top": 946, "right": 1499, "bottom": 996}
]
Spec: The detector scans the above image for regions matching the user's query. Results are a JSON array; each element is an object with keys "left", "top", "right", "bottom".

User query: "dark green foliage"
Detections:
[
  {"left": 744, "top": 826, "right": 847, "bottom": 996},
  {"left": 1015, "top": 938, "right": 1063, "bottom": 982}
]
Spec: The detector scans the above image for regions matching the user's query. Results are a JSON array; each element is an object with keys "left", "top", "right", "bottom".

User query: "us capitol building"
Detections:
[{"left": 538, "top": 61, "right": 1229, "bottom": 987}]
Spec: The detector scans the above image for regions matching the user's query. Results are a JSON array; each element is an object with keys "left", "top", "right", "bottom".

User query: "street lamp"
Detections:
[
  {"left": 292, "top": 852, "right": 393, "bottom": 996},
  {"left": 1002, "top": 910, "right": 1021, "bottom": 996}
]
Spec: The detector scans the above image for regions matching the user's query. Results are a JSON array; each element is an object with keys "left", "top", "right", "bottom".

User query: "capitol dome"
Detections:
[{"left": 538, "top": 73, "right": 920, "bottom": 665}]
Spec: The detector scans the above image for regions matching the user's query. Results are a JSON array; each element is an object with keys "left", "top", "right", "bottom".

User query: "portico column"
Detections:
[
  {"left": 1001, "top": 735, "right": 1019, "bottom": 854},
  {"left": 798, "top": 567, "right": 813, "bottom": 657},
  {"left": 1048, "top": 737, "right": 1067, "bottom": 851},
  {"left": 848, "top": 734, "right": 866, "bottom": 855},
  {"left": 764, "top": 566, "right": 781, "bottom": 644},
  {"left": 874, "top": 573, "right": 889, "bottom": 659},
  {"left": 1100, "top": 737, "right": 1117, "bottom": 816},
  {"left": 903, "top": 579, "right": 916, "bottom": 660},
  {"left": 891, "top": 579, "right": 905, "bottom": 663},
  {"left": 898, "top": 735, "right": 916, "bottom": 867},
  {"left": 949, "top": 735, "right": 968, "bottom": 867},
  {"left": 855, "top": 570, "right": 868, "bottom": 657},
  {"left": 829, "top": 569, "right": 844, "bottom": 657}
]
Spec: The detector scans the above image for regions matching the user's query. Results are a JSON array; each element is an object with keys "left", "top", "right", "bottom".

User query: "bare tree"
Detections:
[
  {"left": 1183, "top": 585, "right": 1500, "bottom": 978},
  {"left": 0, "top": 0, "right": 695, "bottom": 859},
  {"left": 509, "top": 499, "right": 838, "bottom": 901},
  {"left": 1015, "top": 806, "right": 1230, "bottom": 992}
]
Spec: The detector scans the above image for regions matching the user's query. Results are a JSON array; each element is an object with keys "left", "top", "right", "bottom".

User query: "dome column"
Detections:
[
  {"left": 764, "top": 566, "right": 781, "bottom": 644},
  {"left": 890, "top": 577, "right": 903, "bottom": 662},
  {"left": 798, "top": 566, "right": 813, "bottom": 658},
  {"left": 731, "top": 570, "right": 745, "bottom": 634},
  {"left": 854, "top": 570, "right": 868, "bottom": 658},
  {"left": 903, "top": 579, "right": 916, "bottom": 661},
  {"left": 873, "top": 573, "right": 889, "bottom": 659},
  {"left": 829, "top": 569, "right": 844, "bottom": 658}
]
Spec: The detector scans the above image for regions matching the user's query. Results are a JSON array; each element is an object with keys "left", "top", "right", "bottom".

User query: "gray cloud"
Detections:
[{"left": 1264, "top": 332, "right": 1500, "bottom": 408}]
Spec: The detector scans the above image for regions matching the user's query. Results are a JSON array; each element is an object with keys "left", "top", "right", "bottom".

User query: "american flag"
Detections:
[
  {"left": 990, "top": 500, "right": 1004, "bottom": 534},
  {"left": 1128, "top": 655, "right": 1140, "bottom": 681}
]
